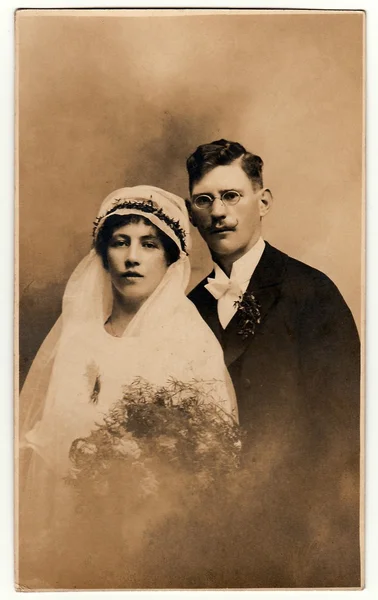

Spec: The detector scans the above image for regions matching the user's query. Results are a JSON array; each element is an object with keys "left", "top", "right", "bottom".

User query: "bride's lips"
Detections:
[{"left": 122, "top": 271, "right": 143, "bottom": 278}]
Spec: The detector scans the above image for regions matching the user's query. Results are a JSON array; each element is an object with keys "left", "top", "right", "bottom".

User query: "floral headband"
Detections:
[{"left": 92, "top": 186, "right": 191, "bottom": 254}]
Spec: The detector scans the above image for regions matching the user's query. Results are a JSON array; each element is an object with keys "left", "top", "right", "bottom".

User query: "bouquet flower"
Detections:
[{"left": 66, "top": 377, "right": 243, "bottom": 503}]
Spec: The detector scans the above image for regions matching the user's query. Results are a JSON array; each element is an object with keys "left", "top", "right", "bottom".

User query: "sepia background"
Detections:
[{"left": 17, "top": 9, "right": 364, "bottom": 385}]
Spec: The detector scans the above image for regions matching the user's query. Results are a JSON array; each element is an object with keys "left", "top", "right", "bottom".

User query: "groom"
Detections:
[{"left": 186, "top": 139, "right": 361, "bottom": 587}]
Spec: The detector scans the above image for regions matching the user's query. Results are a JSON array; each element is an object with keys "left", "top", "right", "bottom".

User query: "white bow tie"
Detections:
[
  {"left": 205, "top": 269, "right": 246, "bottom": 329},
  {"left": 205, "top": 272, "right": 243, "bottom": 301}
]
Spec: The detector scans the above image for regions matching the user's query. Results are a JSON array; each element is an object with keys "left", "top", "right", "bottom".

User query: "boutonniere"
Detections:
[{"left": 234, "top": 291, "right": 261, "bottom": 339}]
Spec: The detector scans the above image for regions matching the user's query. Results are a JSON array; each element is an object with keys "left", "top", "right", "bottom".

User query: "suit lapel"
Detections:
[
  {"left": 191, "top": 271, "right": 224, "bottom": 344},
  {"left": 223, "top": 243, "right": 288, "bottom": 367},
  {"left": 202, "top": 294, "right": 224, "bottom": 345}
]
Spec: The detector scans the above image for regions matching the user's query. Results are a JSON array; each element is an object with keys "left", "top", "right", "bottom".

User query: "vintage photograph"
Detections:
[{"left": 16, "top": 8, "right": 364, "bottom": 591}]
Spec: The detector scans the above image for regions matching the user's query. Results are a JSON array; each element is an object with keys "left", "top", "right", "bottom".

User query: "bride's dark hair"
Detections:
[{"left": 95, "top": 214, "right": 180, "bottom": 269}]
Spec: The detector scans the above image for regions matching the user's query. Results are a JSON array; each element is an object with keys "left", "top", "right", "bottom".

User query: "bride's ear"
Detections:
[{"left": 185, "top": 199, "right": 197, "bottom": 227}]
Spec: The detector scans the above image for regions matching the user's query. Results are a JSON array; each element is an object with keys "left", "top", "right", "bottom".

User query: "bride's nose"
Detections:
[{"left": 125, "top": 240, "right": 141, "bottom": 265}]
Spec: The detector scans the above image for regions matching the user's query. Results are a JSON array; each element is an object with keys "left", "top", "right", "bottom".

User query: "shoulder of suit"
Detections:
[
  {"left": 277, "top": 251, "right": 347, "bottom": 311},
  {"left": 288, "top": 257, "right": 337, "bottom": 290},
  {"left": 263, "top": 242, "right": 345, "bottom": 302},
  {"left": 265, "top": 242, "right": 333, "bottom": 282}
]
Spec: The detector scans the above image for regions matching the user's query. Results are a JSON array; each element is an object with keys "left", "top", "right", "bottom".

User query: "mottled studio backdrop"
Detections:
[{"left": 18, "top": 10, "right": 364, "bottom": 385}]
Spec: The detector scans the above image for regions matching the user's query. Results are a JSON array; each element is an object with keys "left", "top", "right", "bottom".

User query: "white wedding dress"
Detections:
[{"left": 17, "top": 186, "right": 237, "bottom": 589}]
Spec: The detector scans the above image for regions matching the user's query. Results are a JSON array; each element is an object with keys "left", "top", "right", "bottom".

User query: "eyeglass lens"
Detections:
[{"left": 194, "top": 190, "right": 240, "bottom": 208}]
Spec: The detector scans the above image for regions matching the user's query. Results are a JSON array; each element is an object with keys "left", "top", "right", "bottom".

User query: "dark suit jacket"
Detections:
[{"left": 188, "top": 242, "right": 361, "bottom": 587}]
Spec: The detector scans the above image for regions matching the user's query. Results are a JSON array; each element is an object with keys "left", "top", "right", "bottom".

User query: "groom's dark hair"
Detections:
[{"left": 186, "top": 139, "right": 264, "bottom": 193}]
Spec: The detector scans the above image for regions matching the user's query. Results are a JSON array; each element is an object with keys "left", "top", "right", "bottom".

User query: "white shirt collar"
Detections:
[{"left": 212, "top": 236, "right": 265, "bottom": 293}]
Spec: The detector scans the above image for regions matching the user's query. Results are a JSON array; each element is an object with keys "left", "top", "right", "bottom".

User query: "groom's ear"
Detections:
[
  {"left": 185, "top": 198, "right": 197, "bottom": 227},
  {"left": 259, "top": 188, "right": 273, "bottom": 217}
]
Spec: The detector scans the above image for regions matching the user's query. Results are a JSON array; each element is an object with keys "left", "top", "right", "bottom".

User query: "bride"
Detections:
[{"left": 18, "top": 185, "right": 238, "bottom": 588}]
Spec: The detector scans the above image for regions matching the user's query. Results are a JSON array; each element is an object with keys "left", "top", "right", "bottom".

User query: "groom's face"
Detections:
[{"left": 190, "top": 162, "right": 269, "bottom": 264}]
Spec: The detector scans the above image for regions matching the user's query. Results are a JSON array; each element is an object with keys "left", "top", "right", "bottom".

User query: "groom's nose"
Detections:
[{"left": 210, "top": 196, "right": 228, "bottom": 219}]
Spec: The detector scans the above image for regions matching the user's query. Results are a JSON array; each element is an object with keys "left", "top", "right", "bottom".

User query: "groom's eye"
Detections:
[
  {"left": 194, "top": 195, "right": 213, "bottom": 209},
  {"left": 222, "top": 190, "right": 240, "bottom": 202}
]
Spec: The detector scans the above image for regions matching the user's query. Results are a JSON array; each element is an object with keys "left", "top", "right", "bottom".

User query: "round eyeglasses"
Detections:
[{"left": 192, "top": 190, "right": 241, "bottom": 210}]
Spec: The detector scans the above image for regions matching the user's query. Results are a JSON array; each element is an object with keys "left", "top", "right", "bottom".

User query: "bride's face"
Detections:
[{"left": 106, "top": 221, "right": 169, "bottom": 305}]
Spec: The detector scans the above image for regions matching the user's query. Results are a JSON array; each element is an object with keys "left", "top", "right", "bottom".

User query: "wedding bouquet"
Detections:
[
  {"left": 58, "top": 379, "right": 243, "bottom": 587},
  {"left": 66, "top": 377, "right": 242, "bottom": 502}
]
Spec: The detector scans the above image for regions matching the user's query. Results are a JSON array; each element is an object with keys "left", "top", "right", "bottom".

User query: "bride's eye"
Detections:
[
  {"left": 142, "top": 241, "right": 158, "bottom": 249},
  {"left": 110, "top": 239, "right": 128, "bottom": 248}
]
